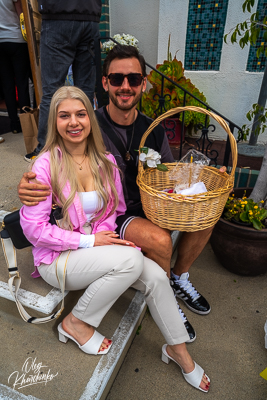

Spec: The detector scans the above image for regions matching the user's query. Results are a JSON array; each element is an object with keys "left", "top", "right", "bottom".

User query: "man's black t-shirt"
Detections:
[{"left": 96, "top": 106, "right": 174, "bottom": 215}]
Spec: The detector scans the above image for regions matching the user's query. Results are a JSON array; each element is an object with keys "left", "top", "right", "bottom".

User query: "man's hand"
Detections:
[
  {"left": 219, "top": 166, "right": 227, "bottom": 173},
  {"left": 18, "top": 172, "right": 51, "bottom": 206},
  {"left": 94, "top": 231, "right": 136, "bottom": 247}
]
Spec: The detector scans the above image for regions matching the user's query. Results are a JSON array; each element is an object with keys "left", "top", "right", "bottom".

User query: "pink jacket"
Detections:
[{"left": 20, "top": 150, "right": 126, "bottom": 275}]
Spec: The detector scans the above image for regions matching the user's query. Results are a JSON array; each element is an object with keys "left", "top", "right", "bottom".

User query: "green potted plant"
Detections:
[
  {"left": 223, "top": 191, "right": 267, "bottom": 230},
  {"left": 210, "top": 188, "right": 267, "bottom": 276},
  {"left": 141, "top": 37, "right": 209, "bottom": 144}
]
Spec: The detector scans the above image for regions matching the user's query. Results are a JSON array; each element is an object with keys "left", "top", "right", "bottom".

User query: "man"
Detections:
[
  {"left": 18, "top": 45, "right": 220, "bottom": 342},
  {"left": 24, "top": 0, "right": 101, "bottom": 162}
]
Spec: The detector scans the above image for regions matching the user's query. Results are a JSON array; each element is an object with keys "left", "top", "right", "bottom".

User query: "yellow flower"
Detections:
[
  {"left": 254, "top": 206, "right": 258, "bottom": 209},
  {"left": 249, "top": 210, "right": 253, "bottom": 215},
  {"left": 260, "top": 200, "right": 264, "bottom": 203}
]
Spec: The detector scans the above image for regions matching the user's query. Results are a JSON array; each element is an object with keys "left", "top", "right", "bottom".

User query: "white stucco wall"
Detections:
[
  {"left": 109, "top": 0, "right": 160, "bottom": 67},
  {"left": 158, "top": 0, "right": 266, "bottom": 143},
  {"left": 110, "top": 0, "right": 266, "bottom": 144}
]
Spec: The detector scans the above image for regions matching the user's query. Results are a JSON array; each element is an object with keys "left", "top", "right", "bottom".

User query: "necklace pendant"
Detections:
[
  {"left": 125, "top": 151, "right": 131, "bottom": 161},
  {"left": 79, "top": 166, "right": 82, "bottom": 170}
]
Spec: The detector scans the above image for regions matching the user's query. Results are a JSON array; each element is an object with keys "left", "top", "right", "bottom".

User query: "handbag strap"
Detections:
[{"left": 1, "top": 231, "right": 69, "bottom": 324}]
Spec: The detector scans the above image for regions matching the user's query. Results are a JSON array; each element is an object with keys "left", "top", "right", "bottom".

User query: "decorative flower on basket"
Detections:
[
  {"left": 223, "top": 192, "right": 267, "bottom": 230},
  {"left": 139, "top": 147, "right": 168, "bottom": 171},
  {"left": 102, "top": 34, "right": 139, "bottom": 53}
]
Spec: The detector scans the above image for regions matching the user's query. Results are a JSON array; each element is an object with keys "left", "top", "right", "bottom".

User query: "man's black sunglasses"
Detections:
[{"left": 107, "top": 73, "right": 143, "bottom": 87}]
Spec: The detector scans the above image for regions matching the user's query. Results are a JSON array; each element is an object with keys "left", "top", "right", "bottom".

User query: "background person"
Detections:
[{"left": 0, "top": 0, "right": 31, "bottom": 133}]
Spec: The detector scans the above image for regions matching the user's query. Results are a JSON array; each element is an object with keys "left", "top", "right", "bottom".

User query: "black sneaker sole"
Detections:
[{"left": 176, "top": 294, "right": 211, "bottom": 315}]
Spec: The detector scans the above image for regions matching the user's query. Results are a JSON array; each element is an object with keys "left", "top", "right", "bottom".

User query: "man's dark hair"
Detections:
[{"left": 102, "top": 45, "right": 147, "bottom": 77}]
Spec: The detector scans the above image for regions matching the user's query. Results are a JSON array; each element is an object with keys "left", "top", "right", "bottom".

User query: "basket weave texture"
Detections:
[{"left": 137, "top": 106, "right": 237, "bottom": 232}]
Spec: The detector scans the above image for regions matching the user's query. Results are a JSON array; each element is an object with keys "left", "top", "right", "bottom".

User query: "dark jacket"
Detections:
[{"left": 38, "top": 0, "right": 102, "bottom": 22}]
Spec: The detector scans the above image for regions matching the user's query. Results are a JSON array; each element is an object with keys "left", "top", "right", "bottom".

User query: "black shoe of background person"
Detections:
[
  {"left": 170, "top": 272, "right": 211, "bottom": 315},
  {"left": 11, "top": 119, "right": 22, "bottom": 134},
  {"left": 24, "top": 148, "right": 39, "bottom": 162}
]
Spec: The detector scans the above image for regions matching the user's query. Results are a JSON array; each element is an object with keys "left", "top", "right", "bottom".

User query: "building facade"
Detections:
[{"left": 109, "top": 0, "right": 267, "bottom": 143}]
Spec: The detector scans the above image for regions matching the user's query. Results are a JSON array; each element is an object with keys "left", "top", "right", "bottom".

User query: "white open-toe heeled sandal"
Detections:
[
  {"left": 58, "top": 323, "right": 112, "bottom": 355},
  {"left": 161, "top": 344, "right": 210, "bottom": 393}
]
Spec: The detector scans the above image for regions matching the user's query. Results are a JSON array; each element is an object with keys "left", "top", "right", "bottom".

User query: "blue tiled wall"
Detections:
[
  {"left": 100, "top": 0, "right": 110, "bottom": 65},
  {"left": 184, "top": 0, "right": 229, "bottom": 70},
  {"left": 246, "top": 0, "right": 267, "bottom": 72}
]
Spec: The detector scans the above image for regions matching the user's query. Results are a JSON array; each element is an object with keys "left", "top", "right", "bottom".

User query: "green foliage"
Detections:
[
  {"left": 156, "top": 164, "right": 168, "bottom": 171},
  {"left": 141, "top": 57, "right": 209, "bottom": 130},
  {"left": 238, "top": 104, "right": 267, "bottom": 140},
  {"left": 224, "top": 0, "right": 267, "bottom": 58},
  {"left": 224, "top": 0, "right": 267, "bottom": 140},
  {"left": 224, "top": 192, "right": 267, "bottom": 230}
]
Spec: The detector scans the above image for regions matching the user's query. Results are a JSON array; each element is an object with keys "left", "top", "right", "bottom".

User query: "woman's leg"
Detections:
[
  {"left": 131, "top": 256, "right": 189, "bottom": 345},
  {"left": 38, "top": 246, "right": 144, "bottom": 347},
  {"left": 131, "top": 257, "right": 210, "bottom": 391}
]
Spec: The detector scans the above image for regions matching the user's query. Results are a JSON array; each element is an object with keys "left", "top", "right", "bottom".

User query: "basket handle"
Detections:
[{"left": 138, "top": 106, "right": 237, "bottom": 179}]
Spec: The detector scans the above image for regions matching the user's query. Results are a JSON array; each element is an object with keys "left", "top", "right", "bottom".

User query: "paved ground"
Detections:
[
  {"left": 0, "top": 132, "right": 267, "bottom": 399},
  {"left": 107, "top": 244, "right": 267, "bottom": 400}
]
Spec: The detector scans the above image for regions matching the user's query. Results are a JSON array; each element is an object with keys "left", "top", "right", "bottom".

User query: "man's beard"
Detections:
[{"left": 108, "top": 89, "right": 142, "bottom": 111}]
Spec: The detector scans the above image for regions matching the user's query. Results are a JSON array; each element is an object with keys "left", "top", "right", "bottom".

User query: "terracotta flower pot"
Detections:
[
  {"left": 161, "top": 117, "right": 183, "bottom": 145},
  {"left": 210, "top": 217, "right": 267, "bottom": 276}
]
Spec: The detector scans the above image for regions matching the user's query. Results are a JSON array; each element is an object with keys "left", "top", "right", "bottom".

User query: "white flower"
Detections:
[
  {"left": 102, "top": 33, "right": 139, "bottom": 52},
  {"left": 140, "top": 149, "right": 161, "bottom": 168}
]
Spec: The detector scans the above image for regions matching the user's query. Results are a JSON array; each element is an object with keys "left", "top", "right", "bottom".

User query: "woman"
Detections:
[{"left": 20, "top": 86, "right": 210, "bottom": 392}]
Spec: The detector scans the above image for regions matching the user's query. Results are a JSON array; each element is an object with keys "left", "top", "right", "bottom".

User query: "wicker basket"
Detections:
[{"left": 137, "top": 106, "right": 237, "bottom": 232}]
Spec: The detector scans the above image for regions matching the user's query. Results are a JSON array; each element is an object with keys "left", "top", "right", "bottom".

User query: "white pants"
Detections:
[{"left": 38, "top": 246, "right": 189, "bottom": 345}]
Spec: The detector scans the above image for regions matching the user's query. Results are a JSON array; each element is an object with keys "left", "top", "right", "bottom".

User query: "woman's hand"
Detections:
[
  {"left": 94, "top": 231, "right": 136, "bottom": 247},
  {"left": 18, "top": 172, "right": 51, "bottom": 206}
]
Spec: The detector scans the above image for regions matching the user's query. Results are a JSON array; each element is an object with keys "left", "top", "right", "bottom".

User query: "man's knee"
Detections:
[
  {"left": 153, "top": 229, "right": 172, "bottom": 249},
  {"left": 124, "top": 218, "right": 172, "bottom": 256},
  {"left": 144, "top": 229, "right": 172, "bottom": 259}
]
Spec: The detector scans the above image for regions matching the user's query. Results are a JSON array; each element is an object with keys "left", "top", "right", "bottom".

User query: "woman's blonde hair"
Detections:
[{"left": 37, "top": 86, "right": 119, "bottom": 229}]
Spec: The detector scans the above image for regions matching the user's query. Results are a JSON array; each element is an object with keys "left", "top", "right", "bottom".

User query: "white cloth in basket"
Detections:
[{"left": 175, "top": 182, "right": 207, "bottom": 195}]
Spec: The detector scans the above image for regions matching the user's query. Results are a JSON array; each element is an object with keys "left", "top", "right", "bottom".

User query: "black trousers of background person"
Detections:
[{"left": 0, "top": 42, "right": 31, "bottom": 131}]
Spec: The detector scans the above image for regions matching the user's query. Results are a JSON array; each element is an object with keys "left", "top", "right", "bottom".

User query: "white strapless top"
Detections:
[{"left": 78, "top": 191, "right": 103, "bottom": 222}]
